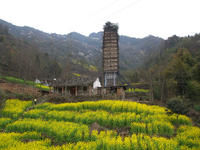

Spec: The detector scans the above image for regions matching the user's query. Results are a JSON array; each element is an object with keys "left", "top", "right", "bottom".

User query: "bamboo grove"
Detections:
[{"left": 0, "top": 99, "right": 199, "bottom": 150}]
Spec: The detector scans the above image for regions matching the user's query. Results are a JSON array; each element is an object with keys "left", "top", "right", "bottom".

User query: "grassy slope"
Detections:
[{"left": 0, "top": 75, "right": 50, "bottom": 91}]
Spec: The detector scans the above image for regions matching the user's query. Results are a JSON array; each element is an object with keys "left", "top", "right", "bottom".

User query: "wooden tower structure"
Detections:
[{"left": 102, "top": 22, "right": 119, "bottom": 87}]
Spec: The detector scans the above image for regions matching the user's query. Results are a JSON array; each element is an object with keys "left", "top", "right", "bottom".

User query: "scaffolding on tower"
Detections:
[{"left": 102, "top": 22, "right": 119, "bottom": 87}]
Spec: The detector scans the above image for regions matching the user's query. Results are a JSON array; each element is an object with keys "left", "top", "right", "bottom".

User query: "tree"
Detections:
[
  {"left": 186, "top": 80, "right": 200, "bottom": 102},
  {"left": 60, "top": 57, "right": 71, "bottom": 80},
  {"left": 192, "top": 63, "right": 200, "bottom": 82},
  {"left": 34, "top": 54, "right": 41, "bottom": 78},
  {"left": 164, "top": 48, "right": 193, "bottom": 97},
  {"left": 125, "top": 70, "right": 140, "bottom": 83}
]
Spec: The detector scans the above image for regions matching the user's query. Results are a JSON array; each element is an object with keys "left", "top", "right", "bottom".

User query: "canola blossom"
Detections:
[
  {"left": 0, "top": 99, "right": 32, "bottom": 119},
  {"left": 0, "top": 99, "right": 199, "bottom": 150}
]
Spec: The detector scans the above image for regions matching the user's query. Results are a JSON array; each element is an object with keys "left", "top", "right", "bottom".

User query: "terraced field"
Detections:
[{"left": 0, "top": 99, "right": 200, "bottom": 150}]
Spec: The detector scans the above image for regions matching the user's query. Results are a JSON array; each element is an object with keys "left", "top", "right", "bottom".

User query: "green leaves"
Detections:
[
  {"left": 164, "top": 48, "right": 196, "bottom": 97},
  {"left": 167, "top": 97, "right": 188, "bottom": 114}
]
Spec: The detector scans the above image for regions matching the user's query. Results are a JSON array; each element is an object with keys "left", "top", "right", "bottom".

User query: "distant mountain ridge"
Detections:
[{"left": 0, "top": 19, "right": 164, "bottom": 78}]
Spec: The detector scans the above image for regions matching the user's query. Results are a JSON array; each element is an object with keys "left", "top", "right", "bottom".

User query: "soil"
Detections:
[
  {"left": 0, "top": 82, "right": 41, "bottom": 96},
  {"left": 90, "top": 122, "right": 107, "bottom": 135},
  {"left": 89, "top": 122, "right": 131, "bottom": 139},
  {"left": 116, "top": 127, "right": 131, "bottom": 138}
]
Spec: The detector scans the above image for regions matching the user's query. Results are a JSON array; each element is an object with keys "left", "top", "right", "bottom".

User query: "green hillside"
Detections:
[{"left": 0, "top": 75, "right": 50, "bottom": 91}]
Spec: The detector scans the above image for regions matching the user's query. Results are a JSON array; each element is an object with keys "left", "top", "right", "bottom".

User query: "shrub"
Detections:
[
  {"left": 186, "top": 80, "right": 200, "bottom": 102},
  {"left": 167, "top": 97, "right": 188, "bottom": 114},
  {"left": 194, "top": 105, "right": 200, "bottom": 112}
]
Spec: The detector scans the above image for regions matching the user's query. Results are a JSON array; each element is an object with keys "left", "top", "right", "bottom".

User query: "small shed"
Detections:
[{"left": 52, "top": 77, "right": 96, "bottom": 96}]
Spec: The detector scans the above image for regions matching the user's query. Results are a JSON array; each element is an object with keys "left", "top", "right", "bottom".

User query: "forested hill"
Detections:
[
  {"left": 0, "top": 23, "right": 62, "bottom": 80},
  {"left": 130, "top": 33, "right": 200, "bottom": 103},
  {"left": 0, "top": 19, "right": 163, "bottom": 80},
  {"left": 144, "top": 34, "right": 200, "bottom": 69}
]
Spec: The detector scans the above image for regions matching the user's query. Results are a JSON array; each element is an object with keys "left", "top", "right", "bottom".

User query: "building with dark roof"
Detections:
[{"left": 52, "top": 76, "right": 96, "bottom": 96}]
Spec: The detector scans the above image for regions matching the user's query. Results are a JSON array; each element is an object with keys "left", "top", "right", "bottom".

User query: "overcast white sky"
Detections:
[{"left": 0, "top": 0, "right": 199, "bottom": 39}]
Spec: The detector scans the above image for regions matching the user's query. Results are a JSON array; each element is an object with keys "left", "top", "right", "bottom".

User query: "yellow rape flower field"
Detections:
[{"left": 0, "top": 99, "right": 200, "bottom": 150}]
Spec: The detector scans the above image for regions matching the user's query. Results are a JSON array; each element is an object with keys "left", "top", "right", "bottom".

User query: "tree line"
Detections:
[{"left": 126, "top": 34, "right": 200, "bottom": 105}]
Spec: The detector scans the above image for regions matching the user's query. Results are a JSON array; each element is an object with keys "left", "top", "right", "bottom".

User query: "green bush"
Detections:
[
  {"left": 194, "top": 105, "right": 200, "bottom": 112},
  {"left": 186, "top": 80, "right": 200, "bottom": 102},
  {"left": 167, "top": 97, "right": 188, "bottom": 114}
]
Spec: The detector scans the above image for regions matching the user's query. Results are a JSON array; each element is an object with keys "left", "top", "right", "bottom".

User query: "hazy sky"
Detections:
[{"left": 0, "top": 0, "right": 200, "bottom": 39}]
